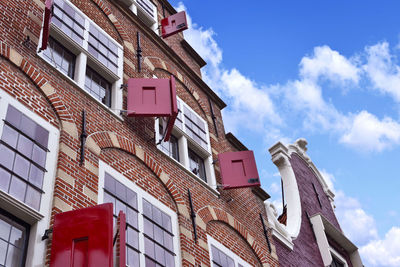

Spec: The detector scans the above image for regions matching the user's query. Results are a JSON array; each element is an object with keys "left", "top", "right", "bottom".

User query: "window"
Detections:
[
  {"left": 99, "top": 162, "right": 180, "bottom": 267},
  {"left": 0, "top": 105, "right": 49, "bottom": 211},
  {"left": 43, "top": 37, "right": 76, "bottom": 78},
  {"left": 330, "top": 256, "right": 345, "bottom": 267},
  {"left": 155, "top": 97, "right": 216, "bottom": 189},
  {"left": 122, "top": 0, "right": 158, "bottom": 31},
  {"left": 85, "top": 66, "right": 112, "bottom": 107},
  {"left": 208, "top": 235, "right": 251, "bottom": 267},
  {"left": 0, "top": 211, "right": 29, "bottom": 267},
  {"left": 158, "top": 122, "right": 179, "bottom": 162},
  {"left": 0, "top": 91, "right": 59, "bottom": 266},
  {"left": 188, "top": 149, "right": 206, "bottom": 182},
  {"left": 39, "top": 0, "right": 123, "bottom": 111}
]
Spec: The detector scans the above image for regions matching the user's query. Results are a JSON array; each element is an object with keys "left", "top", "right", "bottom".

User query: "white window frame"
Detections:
[
  {"left": 207, "top": 235, "right": 252, "bottom": 267},
  {"left": 37, "top": 0, "right": 124, "bottom": 116},
  {"left": 98, "top": 160, "right": 181, "bottom": 267},
  {"left": 155, "top": 97, "right": 217, "bottom": 191},
  {"left": 330, "top": 247, "right": 348, "bottom": 267},
  {"left": 121, "top": 0, "right": 158, "bottom": 32},
  {"left": 0, "top": 90, "right": 60, "bottom": 267}
]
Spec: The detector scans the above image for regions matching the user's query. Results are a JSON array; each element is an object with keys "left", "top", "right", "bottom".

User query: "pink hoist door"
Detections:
[
  {"left": 218, "top": 150, "right": 261, "bottom": 189},
  {"left": 50, "top": 203, "right": 114, "bottom": 267}
]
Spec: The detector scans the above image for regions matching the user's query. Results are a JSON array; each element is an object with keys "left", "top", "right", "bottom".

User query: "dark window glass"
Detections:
[
  {"left": 188, "top": 148, "right": 206, "bottom": 182},
  {"left": 85, "top": 66, "right": 112, "bottom": 107},
  {"left": 0, "top": 105, "right": 49, "bottom": 211},
  {"left": 0, "top": 211, "right": 29, "bottom": 267},
  {"left": 43, "top": 37, "right": 76, "bottom": 79},
  {"left": 330, "top": 255, "right": 345, "bottom": 267},
  {"left": 158, "top": 123, "right": 179, "bottom": 162},
  {"left": 52, "top": 0, "right": 85, "bottom": 45},
  {"left": 88, "top": 24, "right": 118, "bottom": 74},
  {"left": 104, "top": 174, "right": 175, "bottom": 267}
]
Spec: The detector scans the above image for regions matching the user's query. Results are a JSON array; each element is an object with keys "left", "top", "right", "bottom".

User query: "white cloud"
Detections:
[
  {"left": 360, "top": 227, "right": 400, "bottom": 267},
  {"left": 340, "top": 111, "right": 400, "bottom": 152},
  {"left": 364, "top": 42, "right": 400, "bottom": 102},
  {"left": 334, "top": 191, "right": 378, "bottom": 246},
  {"left": 300, "top": 45, "right": 360, "bottom": 84},
  {"left": 319, "top": 169, "right": 336, "bottom": 193},
  {"left": 269, "top": 182, "right": 280, "bottom": 194}
]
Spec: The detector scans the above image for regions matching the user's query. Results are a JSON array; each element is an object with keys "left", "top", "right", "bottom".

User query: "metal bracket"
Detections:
[
  {"left": 22, "top": 36, "right": 30, "bottom": 48},
  {"left": 137, "top": 32, "right": 142, "bottom": 73},
  {"left": 120, "top": 84, "right": 128, "bottom": 89},
  {"left": 259, "top": 213, "right": 272, "bottom": 253},
  {"left": 41, "top": 228, "right": 53, "bottom": 241},
  {"left": 188, "top": 189, "right": 198, "bottom": 243},
  {"left": 80, "top": 110, "right": 87, "bottom": 166}
]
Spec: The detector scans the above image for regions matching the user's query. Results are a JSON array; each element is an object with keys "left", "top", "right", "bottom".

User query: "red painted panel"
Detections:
[
  {"left": 218, "top": 150, "right": 261, "bottom": 189},
  {"left": 40, "top": 0, "right": 53, "bottom": 51},
  {"left": 50, "top": 203, "right": 113, "bottom": 267},
  {"left": 127, "top": 77, "right": 174, "bottom": 117},
  {"left": 161, "top": 11, "right": 188, "bottom": 38},
  {"left": 164, "top": 76, "right": 178, "bottom": 142},
  {"left": 118, "top": 211, "right": 126, "bottom": 267}
]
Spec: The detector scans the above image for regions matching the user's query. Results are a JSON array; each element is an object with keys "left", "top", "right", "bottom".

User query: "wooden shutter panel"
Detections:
[
  {"left": 117, "top": 211, "right": 126, "bottom": 267},
  {"left": 218, "top": 150, "right": 260, "bottom": 189},
  {"left": 50, "top": 203, "right": 114, "bottom": 267},
  {"left": 40, "top": 0, "right": 53, "bottom": 51},
  {"left": 127, "top": 76, "right": 176, "bottom": 117},
  {"left": 161, "top": 11, "right": 188, "bottom": 38}
]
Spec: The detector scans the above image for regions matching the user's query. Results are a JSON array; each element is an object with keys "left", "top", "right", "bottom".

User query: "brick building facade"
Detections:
[{"left": 0, "top": 0, "right": 361, "bottom": 266}]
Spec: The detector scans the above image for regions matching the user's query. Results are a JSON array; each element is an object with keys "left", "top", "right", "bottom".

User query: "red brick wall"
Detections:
[{"left": 0, "top": 0, "right": 278, "bottom": 266}]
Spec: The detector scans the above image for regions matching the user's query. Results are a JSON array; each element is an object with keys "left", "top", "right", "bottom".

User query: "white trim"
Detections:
[
  {"left": 207, "top": 235, "right": 252, "bottom": 267},
  {"left": 98, "top": 160, "right": 181, "bottom": 267},
  {"left": 0, "top": 90, "right": 60, "bottom": 267},
  {"left": 330, "top": 247, "right": 349, "bottom": 267}
]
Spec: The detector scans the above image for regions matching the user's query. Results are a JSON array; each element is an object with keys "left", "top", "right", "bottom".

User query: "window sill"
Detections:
[
  {"left": 0, "top": 190, "right": 44, "bottom": 225},
  {"left": 157, "top": 147, "right": 220, "bottom": 197},
  {"left": 37, "top": 52, "right": 124, "bottom": 123}
]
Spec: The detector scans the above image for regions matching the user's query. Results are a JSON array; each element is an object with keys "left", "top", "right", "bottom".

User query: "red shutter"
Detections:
[
  {"left": 218, "top": 150, "right": 261, "bottom": 189},
  {"left": 164, "top": 76, "right": 178, "bottom": 142},
  {"left": 117, "top": 211, "right": 126, "bottom": 267},
  {"left": 161, "top": 11, "right": 188, "bottom": 38},
  {"left": 50, "top": 203, "right": 114, "bottom": 267},
  {"left": 127, "top": 76, "right": 176, "bottom": 117},
  {"left": 40, "top": 0, "right": 53, "bottom": 51}
]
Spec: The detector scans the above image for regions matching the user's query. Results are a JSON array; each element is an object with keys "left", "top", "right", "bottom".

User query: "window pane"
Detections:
[
  {"left": 44, "top": 38, "right": 76, "bottom": 79},
  {"left": 163, "top": 232, "right": 173, "bottom": 251},
  {"left": 145, "top": 257, "right": 156, "bottom": 267},
  {"left": 0, "top": 239, "right": 7, "bottom": 265},
  {"left": 152, "top": 207, "right": 162, "bottom": 225},
  {"left": 9, "top": 177, "right": 27, "bottom": 202},
  {"left": 153, "top": 225, "right": 163, "bottom": 245},
  {"left": 28, "top": 164, "right": 44, "bottom": 190},
  {"left": 165, "top": 252, "right": 175, "bottom": 267},
  {"left": 126, "top": 207, "right": 138, "bottom": 229},
  {"left": 126, "top": 227, "right": 139, "bottom": 249},
  {"left": 115, "top": 181, "right": 126, "bottom": 202},
  {"left": 9, "top": 227, "right": 23, "bottom": 248},
  {"left": 0, "top": 168, "right": 11, "bottom": 192},
  {"left": 0, "top": 219, "right": 11, "bottom": 241},
  {"left": 116, "top": 199, "right": 126, "bottom": 215},
  {"left": 143, "top": 199, "right": 152, "bottom": 218},
  {"left": 13, "top": 155, "right": 30, "bottom": 180},
  {"left": 25, "top": 186, "right": 41, "bottom": 210},
  {"left": 17, "top": 135, "right": 33, "bottom": 158},
  {"left": 144, "top": 238, "right": 155, "bottom": 259},
  {"left": 104, "top": 173, "right": 116, "bottom": 194},
  {"left": 5, "top": 106, "right": 21, "bottom": 129},
  {"left": 154, "top": 244, "right": 165, "bottom": 265},
  {"left": 1, "top": 125, "right": 18, "bottom": 148},
  {"left": 127, "top": 247, "right": 139, "bottom": 267},
  {"left": 126, "top": 189, "right": 137, "bottom": 209},
  {"left": 19, "top": 116, "right": 36, "bottom": 140},
  {"left": 0, "top": 144, "right": 15, "bottom": 170},
  {"left": 162, "top": 213, "right": 172, "bottom": 232},
  {"left": 143, "top": 218, "right": 153, "bottom": 238},
  {"left": 6, "top": 244, "right": 22, "bottom": 267}
]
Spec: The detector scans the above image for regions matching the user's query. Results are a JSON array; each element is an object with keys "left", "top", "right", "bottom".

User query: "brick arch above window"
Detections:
[
  {"left": 0, "top": 42, "right": 78, "bottom": 138},
  {"left": 84, "top": 131, "right": 189, "bottom": 216},
  {"left": 197, "top": 205, "right": 275, "bottom": 266}
]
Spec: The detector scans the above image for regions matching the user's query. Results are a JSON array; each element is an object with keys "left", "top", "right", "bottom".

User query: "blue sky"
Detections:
[{"left": 170, "top": 1, "right": 400, "bottom": 266}]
